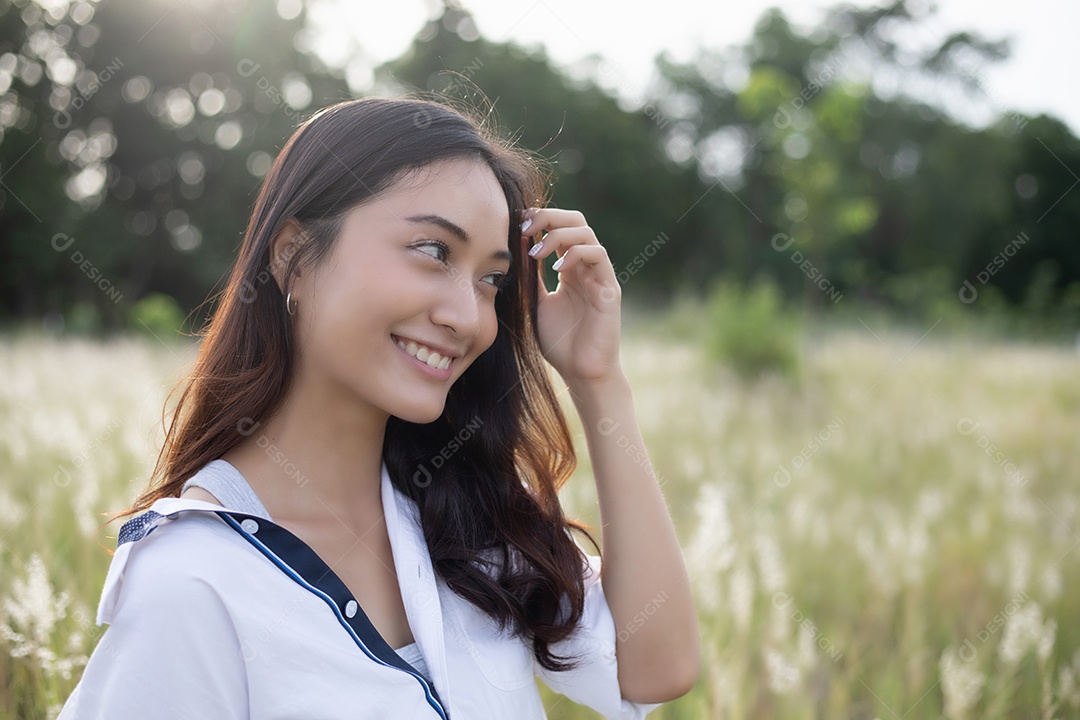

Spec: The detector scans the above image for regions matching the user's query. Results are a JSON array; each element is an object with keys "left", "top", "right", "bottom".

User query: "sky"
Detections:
[{"left": 305, "top": 0, "right": 1080, "bottom": 136}]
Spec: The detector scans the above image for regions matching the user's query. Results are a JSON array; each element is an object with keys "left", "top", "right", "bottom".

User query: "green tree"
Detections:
[
  {"left": 649, "top": 1, "right": 1080, "bottom": 326},
  {"left": 0, "top": 0, "right": 349, "bottom": 332},
  {"left": 376, "top": 2, "right": 713, "bottom": 299}
]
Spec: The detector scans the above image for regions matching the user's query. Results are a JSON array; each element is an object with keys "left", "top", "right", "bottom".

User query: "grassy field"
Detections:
[{"left": 1, "top": 309, "right": 1077, "bottom": 719}]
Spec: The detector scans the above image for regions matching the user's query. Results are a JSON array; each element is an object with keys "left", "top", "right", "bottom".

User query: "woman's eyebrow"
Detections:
[{"left": 405, "top": 213, "right": 512, "bottom": 262}]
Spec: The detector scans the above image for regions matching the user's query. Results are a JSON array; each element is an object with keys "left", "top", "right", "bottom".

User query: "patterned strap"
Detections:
[{"left": 117, "top": 510, "right": 165, "bottom": 545}]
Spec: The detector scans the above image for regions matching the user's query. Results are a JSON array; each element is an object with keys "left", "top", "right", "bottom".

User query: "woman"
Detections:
[{"left": 58, "top": 96, "right": 699, "bottom": 718}]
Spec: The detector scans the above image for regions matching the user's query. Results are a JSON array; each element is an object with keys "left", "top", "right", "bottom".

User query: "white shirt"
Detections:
[{"left": 57, "top": 458, "right": 664, "bottom": 719}]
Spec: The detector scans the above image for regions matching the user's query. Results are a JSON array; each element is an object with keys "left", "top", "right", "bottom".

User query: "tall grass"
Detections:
[{"left": 1, "top": 307, "right": 1077, "bottom": 719}]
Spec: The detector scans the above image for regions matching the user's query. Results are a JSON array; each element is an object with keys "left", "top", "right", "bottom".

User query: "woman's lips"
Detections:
[{"left": 392, "top": 336, "right": 454, "bottom": 380}]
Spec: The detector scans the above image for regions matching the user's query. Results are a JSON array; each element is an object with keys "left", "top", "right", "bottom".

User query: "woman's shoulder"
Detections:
[
  {"left": 114, "top": 496, "right": 245, "bottom": 556},
  {"left": 179, "top": 485, "right": 224, "bottom": 505},
  {"left": 98, "top": 499, "right": 263, "bottom": 626}
]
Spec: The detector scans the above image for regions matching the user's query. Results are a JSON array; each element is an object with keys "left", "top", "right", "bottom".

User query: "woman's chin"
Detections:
[{"left": 391, "top": 402, "right": 447, "bottom": 426}]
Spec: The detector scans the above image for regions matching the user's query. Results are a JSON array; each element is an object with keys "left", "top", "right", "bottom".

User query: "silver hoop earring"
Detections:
[{"left": 285, "top": 291, "right": 297, "bottom": 316}]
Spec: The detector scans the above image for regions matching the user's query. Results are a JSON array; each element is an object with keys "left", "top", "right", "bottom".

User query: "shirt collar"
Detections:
[
  {"left": 380, "top": 459, "right": 453, "bottom": 710},
  {"left": 107, "top": 462, "right": 455, "bottom": 711}
]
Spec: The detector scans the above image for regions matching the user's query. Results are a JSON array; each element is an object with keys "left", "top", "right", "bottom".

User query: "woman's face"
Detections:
[{"left": 287, "top": 156, "right": 513, "bottom": 424}]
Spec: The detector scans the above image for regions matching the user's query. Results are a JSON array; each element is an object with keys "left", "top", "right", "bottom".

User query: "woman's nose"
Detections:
[{"left": 431, "top": 270, "right": 481, "bottom": 339}]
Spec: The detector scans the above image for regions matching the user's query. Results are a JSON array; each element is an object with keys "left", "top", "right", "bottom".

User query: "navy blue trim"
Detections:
[{"left": 213, "top": 510, "right": 449, "bottom": 720}]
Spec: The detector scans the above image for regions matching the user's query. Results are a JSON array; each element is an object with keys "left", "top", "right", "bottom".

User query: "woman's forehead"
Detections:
[{"left": 373, "top": 158, "right": 511, "bottom": 225}]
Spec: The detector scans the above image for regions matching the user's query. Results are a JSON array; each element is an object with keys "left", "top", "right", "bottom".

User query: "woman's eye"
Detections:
[
  {"left": 416, "top": 240, "right": 508, "bottom": 292},
  {"left": 415, "top": 240, "right": 449, "bottom": 263}
]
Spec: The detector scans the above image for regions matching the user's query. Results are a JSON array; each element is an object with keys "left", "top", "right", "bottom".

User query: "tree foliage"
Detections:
[{"left": 1, "top": 0, "right": 1077, "bottom": 334}]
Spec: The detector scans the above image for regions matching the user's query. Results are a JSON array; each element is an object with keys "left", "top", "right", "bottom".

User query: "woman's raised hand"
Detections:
[{"left": 521, "top": 208, "right": 623, "bottom": 389}]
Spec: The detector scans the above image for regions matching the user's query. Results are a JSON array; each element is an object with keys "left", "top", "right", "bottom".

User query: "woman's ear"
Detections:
[{"left": 269, "top": 218, "right": 306, "bottom": 292}]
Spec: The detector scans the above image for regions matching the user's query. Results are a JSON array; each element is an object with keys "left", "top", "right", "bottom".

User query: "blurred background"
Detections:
[{"left": 1, "top": 0, "right": 1077, "bottom": 718}]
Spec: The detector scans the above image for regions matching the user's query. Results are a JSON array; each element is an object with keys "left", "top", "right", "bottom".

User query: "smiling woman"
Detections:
[
  {"left": 269, "top": 155, "right": 514, "bottom": 422},
  {"left": 57, "top": 96, "right": 698, "bottom": 719}
]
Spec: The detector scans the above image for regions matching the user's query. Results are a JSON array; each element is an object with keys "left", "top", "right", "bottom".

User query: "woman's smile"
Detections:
[
  {"left": 282, "top": 156, "right": 508, "bottom": 425},
  {"left": 392, "top": 333, "right": 456, "bottom": 379}
]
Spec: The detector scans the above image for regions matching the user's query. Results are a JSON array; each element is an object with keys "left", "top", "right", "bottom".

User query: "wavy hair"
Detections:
[{"left": 117, "top": 96, "right": 600, "bottom": 672}]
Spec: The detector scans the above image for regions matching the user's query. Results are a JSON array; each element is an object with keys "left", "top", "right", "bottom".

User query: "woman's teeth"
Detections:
[{"left": 395, "top": 337, "right": 452, "bottom": 370}]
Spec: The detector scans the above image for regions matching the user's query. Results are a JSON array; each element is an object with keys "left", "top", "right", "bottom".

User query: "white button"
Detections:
[
  {"left": 345, "top": 600, "right": 358, "bottom": 618},
  {"left": 240, "top": 519, "right": 259, "bottom": 534}
]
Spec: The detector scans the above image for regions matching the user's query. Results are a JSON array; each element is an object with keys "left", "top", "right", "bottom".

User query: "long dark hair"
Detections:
[{"left": 117, "top": 96, "right": 600, "bottom": 672}]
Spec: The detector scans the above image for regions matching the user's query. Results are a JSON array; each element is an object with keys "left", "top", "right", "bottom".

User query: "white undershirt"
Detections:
[{"left": 394, "top": 641, "right": 429, "bottom": 678}]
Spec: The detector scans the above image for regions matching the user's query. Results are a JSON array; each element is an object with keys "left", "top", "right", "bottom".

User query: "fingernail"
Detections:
[
  {"left": 552, "top": 255, "right": 564, "bottom": 271},
  {"left": 528, "top": 241, "right": 544, "bottom": 257},
  {"left": 520, "top": 217, "right": 532, "bottom": 234}
]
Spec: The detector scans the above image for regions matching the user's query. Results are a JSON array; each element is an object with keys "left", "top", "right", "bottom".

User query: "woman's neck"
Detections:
[{"left": 221, "top": 375, "right": 389, "bottom": 532}]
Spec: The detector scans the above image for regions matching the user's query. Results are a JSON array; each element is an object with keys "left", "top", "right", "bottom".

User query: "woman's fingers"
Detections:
[
  {"left": 520, "top": 207, "right": 620, "bottom": 301},
  {"left": 546, "top": 243, "right": 612, "bottom": 274},
  {"left": 521, "top": 207, "right": 588, "bottom": 238},
  {"left": 521, "top": 209, "right": 596, "bottom": 259},
  {"left": 524, "top": 232, "right": 552, "bottom": 300},
  {"left": 547, "top": 244, "right": 621, "bottom": 306},
  {"left": 526, "top": 225, "right": 598, "bottom": 264}
]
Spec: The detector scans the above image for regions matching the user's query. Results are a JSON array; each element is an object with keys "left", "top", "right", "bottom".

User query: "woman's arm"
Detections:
[
  {"left": 568, "top": 373, "right": 700, "bottom": 703},
  {"left": 521, "top": 207, "right": 700, "bottom": 703}
]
